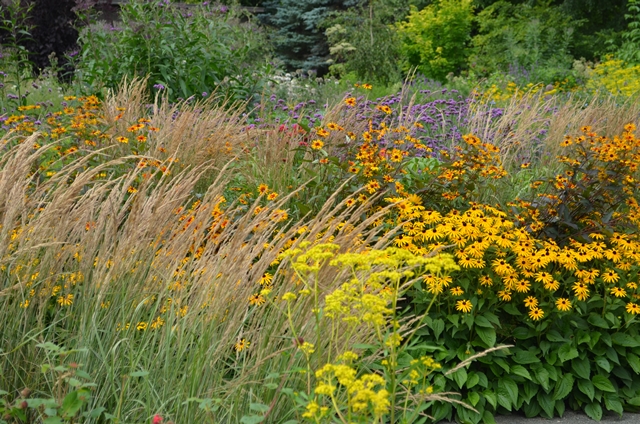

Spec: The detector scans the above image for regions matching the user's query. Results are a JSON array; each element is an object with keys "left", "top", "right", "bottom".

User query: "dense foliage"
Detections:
[{"left": 75, "top": 1, "right": 271, "bottom": 103}]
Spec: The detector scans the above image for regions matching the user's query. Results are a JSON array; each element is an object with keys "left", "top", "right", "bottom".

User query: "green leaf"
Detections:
[
  {"left": 578, "top": 379, "right": 595, "bottom": 401},
  {"left": 627, "top": 352, "right": 640, "bottom": 374},
  {"left": 612, "top": 333, "right": 640, "bottom": 347},
  {"left": 476, "top": 326, "right": 496, "bottom": 347},
  {"left": 572, "top": 357, "right": 591, "bottom": 380},
  {"left": 555, "top": 399, "right": 566, "bottom": 417},
  {"left": 482, "top": 410, "right": 496, "bottom": 424},
  {"left": 61, "top": 391, "right": 84, "bottom": 418},
  {"left": 497, "top": 388, "right": 512, "bottom": 411},
  {"left": 129, "top": 371, "right": 149, "bottom": 378},
  {"left": 503, "top": 303, "right": 521, "bottom": 316},
  {"left": 546, "top": 330, "right": 567, "bottom": 342},
  {"left": 604, "top": 395, "right": 623, "bottom": 416},
  {"left": 468, "top": 392, "right": 480, "bottom": 407},
  {"left": 577, "top": 331, "right": 591, "bottom": 345},
  {"left": 594, "top": 356, "right": 611, "bottom": 373},
  {"left": 592, "top": 375, "right": 615, "bottom": 392},
  {"left": 474, "top": 315, "right": 493, "bottom": 328},
  {"left": 533, "top": 367, "right": 550, "bottom": 391},
  {"left": 240, "top": 415, "right": 264, "bottom": 424},
  {"left": 87, "top": 407, "right": 106, "bottom": 418},
  {"left": 483, "top": 390, "right": 497, "bottom": 409},
  {"left": 510, "top": 365, "right": 532, "bottom": 380},
  {"left": 249, "top": 403, "right": 269, "bottom": 413},
  {"left": 628, "top": 396, "right": 640, "bottom": 406},
  {"left": 43, "top": 418, "right": 63, "bottom": 424},
  {"left": 523, "top": 398, "right": 541, "bottom": 417},
  {"left": 585, "top": 402, "right": 603, "bottom": 421},
  {"left": 499, "top": 377, "right": 518, "bottom": 406},
  {"left": 588, "top": 314, "right": 609, "bottom": 329},
  {"left": 431, "top": 318, "right": 444, "bottom": 339},
  {"left": 467, "top": 371, "right": 480, "bottom": 389},
  {"left": 553, "top": 374, "right": 574, "bottom": 401},
  {"left": 514, "top": 350, "right": 539, "bottom": 364},
  {"left": 558, "top": 344, "right": 579, "bottom": 362},
  {"left": 537, "top": 391, "right": 554, "bottom": 418},
  {"left": 451, "top": 368, "right": 468, "bottom": 389}
]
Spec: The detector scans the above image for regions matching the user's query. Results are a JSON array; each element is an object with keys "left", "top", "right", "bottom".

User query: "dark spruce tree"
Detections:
[{"left": 259, "top": 0, "right": 360, "bottom": 75}]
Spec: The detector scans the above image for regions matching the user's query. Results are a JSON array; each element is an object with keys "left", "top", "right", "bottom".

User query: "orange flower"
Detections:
[{"left": 344, "top": 97, "right": 356, "bottom": 107}]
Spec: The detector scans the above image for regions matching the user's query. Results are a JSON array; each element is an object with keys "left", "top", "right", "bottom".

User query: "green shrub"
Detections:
[
  {"left": 395, "top": 0, "right": 473, "bottom": 82},
  {"left": 617, "top": 0, "right": 640, "bottom": 64},
  {"left": 323, "top": 0, "right": 405, "bottom": 85},
  {"left": 75, "top": 1, "right": 272, "bottom": 103},
  {"left": 469, "top": 0, "right": 577, "bottom": 84}
]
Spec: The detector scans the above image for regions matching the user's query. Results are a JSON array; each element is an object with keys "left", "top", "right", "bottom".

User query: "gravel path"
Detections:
[{"left": 440, "top": 411, "right": 640, "bottom": 423}]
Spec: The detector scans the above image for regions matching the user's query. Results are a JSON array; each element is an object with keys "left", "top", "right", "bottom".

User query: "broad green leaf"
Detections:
[
  {"left": 553, "top": 374, "right": 574, "bottom": 401},
  {"left": 533, "top": 367, "right": 550, "bottom": 391},
  {"left": 250, "top": 403, "right": 270, "bottom": 413},
  {"left": 87, "top": 407, "right": 106, "bottom": 418},
  {"left": 523, "top": 398, "right": 541, "bottom": 417},
  {"left": 558, "top": 344, "right": 579, "bottom": 362},
  {"left": 592, "top": 375, "right": 615, "bottom": 392},
  {"left": 578, "top": 379, "right": 595, "bottom": 401},
  {"left": 571, "top": 357, "right": 591, "bottom": 380},
  {"left": 62, "top": 391, "right": 84, "bottom": 418},
  {"left": 514, "top": 350, "right": 539, "bottom": 365},
  {"left": 612, "top": 333, "right": 640, "bottom": 347},
  {"left": 555, "top": 399, "right": 565, "bottom": 417},
  {"left": 431, "top": 319, "right": 444, "bottom": 339},
  {"left": 537, "top": 391, "right": 554, "bottom": 418},
  {"left": 626, "top": 352, "right": 640, "bottom": 374},
  {"left": 451, "top": 368, "right": 468, "bottom": 389},
  {"left": 594, "top": 356, "right": 611, "bottom": 373},
  {"left": 510, "top": 365, "right": 532, "bottom": 380},
  {"left": 513, "top": 326, "right": 534, "bottom": 340},
  {"left": 468, "top": 392, "right": 480, "bottom": 407},
  {"left": 467, "top": 371, "right": 480, "bottom": 389},
  {"left": 482, "top": 410, "right": 496, "bottom": 424},
  {"left": 474, "top": 315, "right": 493, "bottom": 328},
  {"left": 497, "top": 388, "right": 512, "bottom": 411},
  {"left": 585, "top": 402, "right": 603, "bottom": 421},
  {"left": 604, "top": 394, "right": 623, "bottom": 416},
  {"left": 476, "top": 326, "right": 496, "bottom": 347},
  {"left": 588, "top": 314, "right": 609, "bottom": 329},
  {"left": 577, "top": 331, "right": 591, "bottom": 345},
  {"left": 628, "top": 396, "right": 640, "bottom": 406},
  {"left": 43, "top": 417, "right": 63, "bottom": 424},
  {"left": 129, "top": 371, "right": 149, "bottom": 378},
  {"left": 546, "top": 330, "right": 566, "bottom": 342},
  {"left": 500, "top": 377, "right": 518, "bottom": 406},
  {"left": 522, "top": 381, "right": 539, "bottom": 402},
  {"left": 483, "top": 390, "right": 497, "bottom": 409},
  {"left": 240, "top": 415, "right": 264, "bottom": 424}
]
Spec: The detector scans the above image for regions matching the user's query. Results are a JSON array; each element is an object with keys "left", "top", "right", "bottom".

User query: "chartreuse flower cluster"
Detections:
[{"left": 276, "top": 242, "right": 459, "bottom": 423}]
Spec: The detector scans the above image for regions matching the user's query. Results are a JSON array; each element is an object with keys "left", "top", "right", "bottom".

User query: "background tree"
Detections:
[{"left": 259, "top": 0, "right": 361, "bottom": 74}]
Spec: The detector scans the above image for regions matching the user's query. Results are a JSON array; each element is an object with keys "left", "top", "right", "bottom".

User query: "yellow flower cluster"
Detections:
[{"left": 304, "top": 354, "right": 390, "bottom": 420}]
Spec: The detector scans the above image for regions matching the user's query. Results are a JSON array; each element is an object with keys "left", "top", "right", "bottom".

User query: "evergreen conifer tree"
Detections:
[{"left": 260, "top": 0, "right": 360, "bottom": 74}]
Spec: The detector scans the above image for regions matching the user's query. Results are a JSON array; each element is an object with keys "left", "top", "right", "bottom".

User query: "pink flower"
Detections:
[{"left": 152, "top": 415, "right": 163, "bottom": 424}]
